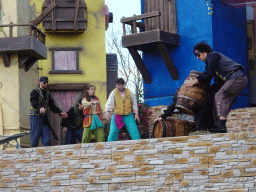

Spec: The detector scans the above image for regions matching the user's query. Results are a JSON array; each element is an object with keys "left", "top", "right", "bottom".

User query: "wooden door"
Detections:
[{"left": 48, "top": 90, "right": 83, "bottom": 146}]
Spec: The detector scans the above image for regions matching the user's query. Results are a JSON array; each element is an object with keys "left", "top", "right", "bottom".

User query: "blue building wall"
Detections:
[
  {"left": 142, "top": 0, "right": 249, "bottom": 109},
  {"left": 212, "top": 0, "right": 250, "bottom": 108}
]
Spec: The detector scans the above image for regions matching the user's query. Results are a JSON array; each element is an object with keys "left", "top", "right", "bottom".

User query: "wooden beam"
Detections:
[
  {"left": 156, "top": 42, "right": 179, "bottom": 80},
  {"left": 25, "top": 57, "right": 38, "bottom": 72},
  {"left": 2, "top": 53, "right": 10, "bottom": 67},
  {"left": 18, "top": 55, "right": 31, "bottom": 69},
  {"left": 121, "top": 11, "right": 160, "bottom": 23},
  {"left": 127, "top": 47, "right": 152, "bottom": 84},
  {"left": 32, "top": 3, "right": 58, "bottom": 26}
]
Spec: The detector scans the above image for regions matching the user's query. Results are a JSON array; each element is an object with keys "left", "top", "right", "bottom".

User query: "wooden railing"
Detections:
[
  {"left": 121, "top": 11, "right": 161, "bottom": 35},
  {"left": 0, "top": 22, "right": 46, "bottom": 44}
]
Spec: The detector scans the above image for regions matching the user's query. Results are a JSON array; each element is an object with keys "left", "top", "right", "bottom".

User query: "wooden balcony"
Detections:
[
  {"left": 0, "top": 23, "right": 47, "bottom": 71},
  {"left": 121, "top": 0, "right": 180, "bottom": 84}
]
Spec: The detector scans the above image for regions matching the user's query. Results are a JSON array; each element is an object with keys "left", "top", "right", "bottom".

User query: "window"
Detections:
[{"left": 49, "top": 47, "right": 82, "bottom": 74}]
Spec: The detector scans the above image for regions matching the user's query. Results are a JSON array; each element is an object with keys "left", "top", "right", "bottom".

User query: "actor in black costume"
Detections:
[
  {"left": 29, "top": 76, "right": 68, "bottom": 147},
  {"left": 185, "top": 42, "right": 248, "bottom": 133},
  {"left": 61, "top": 98, "right": 84, "bottom": 145}
]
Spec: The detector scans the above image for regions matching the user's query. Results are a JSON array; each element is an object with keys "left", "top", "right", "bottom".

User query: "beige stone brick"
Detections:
[
  {"left": 240, "top": 177, "right": 248, "bottom": 182},
  {"left": 208, "top": 179, "right": 225, "bottom": 183},
  {"left": 19, "top": 172, "right": 30, "bottom": 177},
  {"left": 68, "top": 166, "right": 74, "bottom": 172},
  {"left": 135, "top": 156, "right": 144, "bottom": 161},
  {"left": 70, "top": 175, "right": 78, "bottom": 179},
  {"left": 124, "top": 180, "right": 135, "bottom": 183},
  {"left": 18, "top": 150, "right": 25, "bottom": 154},
  {"left": 249, "top": 145, "right": 256, "bottom": 150},
  {"left": 54, "top": 150, "right": 61, "bottom": 154},
  {"left": 51, "top": 181, "right": 61, "bottom": 186},
  {"left": 16, "top": 159, "right": 32, "bottom": 163},
  {"left": 0, "top": 183, "right": 7, "bottom": 188},
  {"left": 136, "top": 171, "right": 147, "bottom": 176},
  {"left": 106, "top": 165, "right": 117, "bottom": 173},
  {"left": 89, "top": 177, "right": 95, "bottom": 183},
  {"left": 74, "top": 169, "right": 85, "bottom": 175},
  {"left": 140, "top": 165, "right": 153, "bottom": 171},
  {"left": 109, "top": 184, "right": 120, "bottom": 190},
  {"left": 208, "top": 146, "right": 220, "bottom": 154},
  {"left": 155, "top": 187, "right": 169, "bottom": 191},
  {"left": 94, "top": 169, "right": 105, "bottom": 174},
  {"left": 200, "top": 171, "right": 208, "bottom": 175},
  {"left": 180, "top": 180, "right": 190, "bottom": 187},
  {"left": 112, "top": 156, "right": 124, "bottom": 161},
  {"left": 66, "top": 151, "right": 73, "bottom": 156},
  {"left": 46, "top": 170, "right": 55, "bottom": 177},
  {"left": 230, "top": 132, "right": 237, "bottom": 140},
  {"left": 100, "top": 176, "right": 112, "bottom": 180},
  {"left": 167, "top": 148, "right": 183, "bottom": 154},
  {"left": 238, "top": 132, "right": 248, "bottom": 140},
  {"left": 221, "top": 170, "right": 233, "bottom": 178},
  {"left": 0, "top": 178, "right": 15, "bottom": 183},
  {"left": 252, "top": 157, "right": 256, "bottom": 164},
  {"left": 95, "top": 143, "right": 104, "bottom": 150},
  {"left": 33, "top": 180, "right": 38, "bottom": 186},
  {"left": 62, "top": 161, "right": 69, "bottom": 166},
  {"left": 17, "top": 184, "right": 33, "bottom": 187},
  {"left": 112, "top": 172, "right": 135, "bottom": 177},
  {"left": 131, "top": 147, "right": 140, "bottom": 151},
  {"left": 117, "top": 145, "right": 125, "bottom": 150},
  {"left": 37, "top": 148, "right": 45, "bottom": 154},
  {"left": 3, "top": 149, "right": 18, "bottom": 154},
  {"left": 183, "top": 168, "right": 193, "bottom": 173},
  {"left": 73, "top": 144, "right": 81, "bottom": 150},
  {"left": 188, "top": 141, "right": 213, "bottom": 147},
  {"left": 176, "top": 158, "right": 188, "bottom": 164},
  {"left": 104, "top": 155, "right": 112, "bottom": 159},
  {"left": 173, "top": 173, "right": 183, "bottom": 180},
  {"left": 164, "top": 137, "right": 188, "bottom": 142},
  {"left": 113, "top": 151, "right": 133, "bottom": 156}
]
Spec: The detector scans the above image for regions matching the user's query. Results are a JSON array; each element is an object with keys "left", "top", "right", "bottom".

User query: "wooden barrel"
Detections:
[
  {"left": 175, "top": 70, "right": 207, "bottom": 116},
  {"left": 153, "top": 118, "right": 196, "bottom": 138}
]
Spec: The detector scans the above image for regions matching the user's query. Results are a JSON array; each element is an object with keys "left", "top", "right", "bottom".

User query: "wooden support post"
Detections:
[
  {"left": 2, "top": 53, "right": 10, "bottom": 67},
  {"left": 156, "top": 42, "right": 179, "bottom": 80},
  {"left": 32, "top": 3, "right": 58, "bottom": 26},
  {"left": 9, "top": 22, "right": 13, "bottom": 37},
  {"left": 127, "top": 47, "right": 152, "bottom": 84}
]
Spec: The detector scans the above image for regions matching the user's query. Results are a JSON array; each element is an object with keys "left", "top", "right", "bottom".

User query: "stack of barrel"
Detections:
[{"left": 153, "top": 71, "right": 207, "bottom": 138}]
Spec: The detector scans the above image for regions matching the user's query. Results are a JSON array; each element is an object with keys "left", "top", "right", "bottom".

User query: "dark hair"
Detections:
[
  {"left": 115, "top": 78, "right": 125, "bottom": 85},
  {"left": 78, "top": 98, "right": 83, "bottom": 105},
  {"left": 85, "top": 85, "right": 96, "bottom": 102},
  {"left": 194, "top": 42, "right": 212, "bottom": 54}
]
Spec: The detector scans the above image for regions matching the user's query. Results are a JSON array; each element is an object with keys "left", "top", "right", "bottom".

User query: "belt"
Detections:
[{"left": 226, "top": 68, "right": 243, "bottom": 82}]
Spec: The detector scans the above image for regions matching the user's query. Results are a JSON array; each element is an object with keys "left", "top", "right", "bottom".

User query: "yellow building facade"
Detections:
[{"left": 0, "top": 0, "right": 107, "bottom": 147}]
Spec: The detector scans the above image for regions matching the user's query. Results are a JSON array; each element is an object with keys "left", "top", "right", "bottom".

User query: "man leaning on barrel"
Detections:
[{"left": 184, "top": 42, "right": 248, "bottom": 133}]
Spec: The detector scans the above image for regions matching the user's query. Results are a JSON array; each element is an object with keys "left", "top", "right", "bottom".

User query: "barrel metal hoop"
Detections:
[{"left": 177, "top": 95, "right": 204, "bottom": 108}]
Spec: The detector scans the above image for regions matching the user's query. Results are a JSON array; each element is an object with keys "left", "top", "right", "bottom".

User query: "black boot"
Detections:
[{"left": 215, "top": 120, "right": 227, "bottom": 133}]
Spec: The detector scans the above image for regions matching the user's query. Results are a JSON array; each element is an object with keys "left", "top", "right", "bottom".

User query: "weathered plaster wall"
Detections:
[
  {"left": 0, "top": 130, "right": 256, "bottom": 191},
  {"left": 0, "top": 0, "right": 39, "bottom": 148}
]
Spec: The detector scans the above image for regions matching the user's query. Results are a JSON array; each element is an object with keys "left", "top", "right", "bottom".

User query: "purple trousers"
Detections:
[{"left": 214, "top": 75, "right": 248, "bottom": 120}]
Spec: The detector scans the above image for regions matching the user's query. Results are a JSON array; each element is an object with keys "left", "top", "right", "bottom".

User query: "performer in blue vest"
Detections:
[
  {"left": 185, "top": 42, "right": 248, "bottom": 133},
  {"left": 29, "top": 76, "right": 68, "bottom": 147}
]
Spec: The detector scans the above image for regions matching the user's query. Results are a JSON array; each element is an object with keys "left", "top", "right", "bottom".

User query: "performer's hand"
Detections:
[
  {"left": 63, "top": 127, "right": 67, "bottom": 132},
  {"left": 154, "top": 117, "right": 162, "bottom": 123},
  {"left": 134, "top": 113, "right": 140, "bottom": 123},
  {"left": 61, "top": 113, "right": 68, "bottom": 118},
  {"left": 184, "top": 78, "right": 197, "bottom": 87},
  {"left": 40, "top": 107, "right": 46, "bottom": 114},
  {"left": 105, "top": 111, "right": 112, "bottom": 121}
]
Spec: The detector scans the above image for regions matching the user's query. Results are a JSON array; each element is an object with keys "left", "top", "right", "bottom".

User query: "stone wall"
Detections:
[
  {"left": 0, "top": 130, "right": 256, "bottom": 191},
  {"left": 148, "top": 106, "right": 256, "bottom": 137}
]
